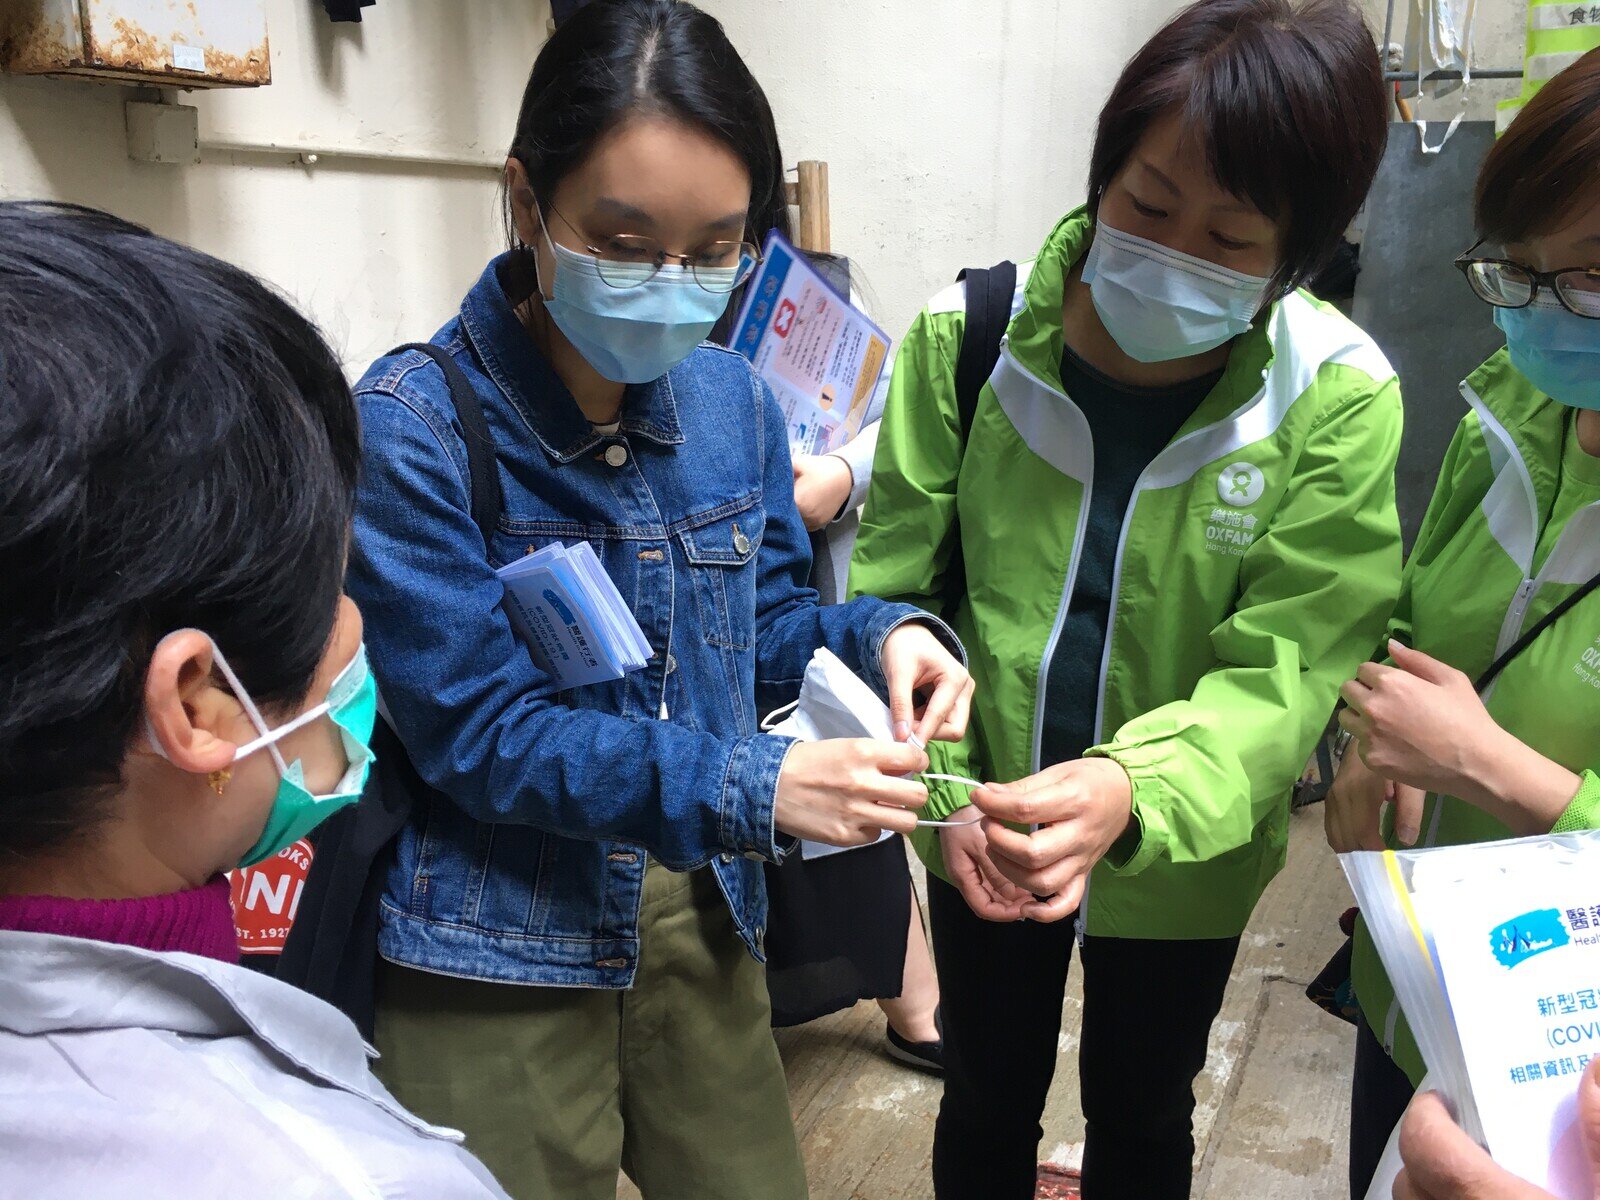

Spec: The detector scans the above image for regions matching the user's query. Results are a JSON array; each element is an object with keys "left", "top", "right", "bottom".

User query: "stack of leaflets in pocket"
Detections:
[
  {"left": 1345, "top": 830, "right": 1600, "bottom": 1198},
  {"left": 496, "top": 541, "right": 651, "bottom": 688}
]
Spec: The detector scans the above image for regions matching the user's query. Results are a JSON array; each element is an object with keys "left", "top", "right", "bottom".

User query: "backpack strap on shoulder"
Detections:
[
  {"left": 953, "top": 260, "right": 1017, "bottom": 438},
  {"left": 389, "top": 342, "right": 503, "bottom": 542}
]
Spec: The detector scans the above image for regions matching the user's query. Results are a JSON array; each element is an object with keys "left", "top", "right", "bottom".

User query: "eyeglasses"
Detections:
[
  {"left": 545, "top": 204, "right": 760, "bottom": 293},
  {"left": 1455, "top": 240, "right": 1600, "bottom": 320}
]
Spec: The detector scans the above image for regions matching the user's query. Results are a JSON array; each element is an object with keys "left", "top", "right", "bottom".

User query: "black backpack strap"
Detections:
[
  {"left": 1474, "top": 568, "right": 1600, "bottom": 694},
  {"left": 953, "top": 260, "right": 1017, "bottom": 438},
  {"left": 939, "top": 261, "right": 1017, "bottom": 617},
  {"left": 389, "top": 342, "right": 503, "bottom": 541}
]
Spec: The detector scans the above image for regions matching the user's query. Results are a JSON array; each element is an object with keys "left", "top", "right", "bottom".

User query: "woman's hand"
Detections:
[
  {"left": 1394, "top": 1058, "right": 1600, "bottom": 1199},
  {"left": 792, "top": 454, "right": 855, "bottom": 532},
  {"left": 967, "top": 758, "right": 1134, "bottom": 923},
  {"left": 941, "top": 819, "right": 1030, "bottom": 922},
  {"left": 774, "top": 738, "right": 929, "bottom": 847},
  {"left": 1339, "top": 640, "right": 1580, "bottom": 835},
  {"left": 881, "top": 623, "right": 973, "bottom": 745},
  {"left": 1338, "top": 641, "right": 1500, "bottom": 801},
  {"left": 1324, "top": 742, "right": 1426, "bottom": 851}
]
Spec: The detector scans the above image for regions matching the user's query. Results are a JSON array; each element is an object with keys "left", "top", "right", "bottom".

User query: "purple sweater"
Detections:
[{"left": 0, "top": 875, "right": 240, "bottom": 962}]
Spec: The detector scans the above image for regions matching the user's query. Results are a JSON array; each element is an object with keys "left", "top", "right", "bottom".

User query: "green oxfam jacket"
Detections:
[
  {"left": 1353, "top": 351, "right": 1600, "bottom": 1083},
  {"left": 848, "top": 209, "right": 1404, "bottom": 940}
]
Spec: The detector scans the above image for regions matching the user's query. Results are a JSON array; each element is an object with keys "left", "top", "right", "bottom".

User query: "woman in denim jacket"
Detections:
[{"left": 346, "top": 4, "right": 970, "bottom": 1197}]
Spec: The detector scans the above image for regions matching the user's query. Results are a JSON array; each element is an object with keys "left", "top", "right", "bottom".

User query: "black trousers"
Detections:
[
  {"left": 1348, "top": 1015, "right": 1417, "bottom": 1199},
  {"left": 928, "top": 874, "right": 1241, "bottom": 1200}
]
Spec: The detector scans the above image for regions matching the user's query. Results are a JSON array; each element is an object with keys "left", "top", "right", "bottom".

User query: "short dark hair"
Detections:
[
  {"left": 1476, "top": 48, "right": 1600, "bottom": 245},
  {"left": 0, "top": 202, "right": 360, "bottom": 860},
  {"left": 1087, "top": 0, "right": 1387, "bottom": 296},
  {"left": 503, "top": 0, "right": 790, "bottom": 288}
]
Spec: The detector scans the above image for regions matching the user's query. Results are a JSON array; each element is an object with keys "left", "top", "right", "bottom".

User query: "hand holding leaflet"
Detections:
[
  {"left": 1346, "top": 832, "right": 1600, "bottom": 1199},
  {"left": 496, "top": 541, "right": 650, "bottom": 689}
]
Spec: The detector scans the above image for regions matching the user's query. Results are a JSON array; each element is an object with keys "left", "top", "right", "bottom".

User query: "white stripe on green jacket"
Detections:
[{"left": 849, "top": 208, "right": 1404, "bottom": 940}]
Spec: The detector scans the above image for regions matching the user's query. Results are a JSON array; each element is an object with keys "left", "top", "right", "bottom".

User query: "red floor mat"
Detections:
[{"left": 1035, "top": 1162, "right": 1082, "bottom": 1198}]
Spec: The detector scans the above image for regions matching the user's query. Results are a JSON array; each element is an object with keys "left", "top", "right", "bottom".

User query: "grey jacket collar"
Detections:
[{"left": 0, "top": 930, "right": 450, "bottom": 1140}]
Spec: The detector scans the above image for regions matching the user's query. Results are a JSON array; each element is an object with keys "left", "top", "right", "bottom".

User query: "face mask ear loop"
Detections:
[
  {"left": 533, "top": 202, "right": 559, "bottom": 304},
  {"left": 759, "top": 699, "right": 800, "bottom": 732},
  {"left": 921, "top": 772, "right": 983, "bottom": 789},
  {"left": 233, "top": 700, "right": 333, "bottom": 764},
  {"left": 207, "top": 640, "right": 294, "bottom": 776},
  {"left": 914, "top": 773, "right": 987, "bottom": 827}
]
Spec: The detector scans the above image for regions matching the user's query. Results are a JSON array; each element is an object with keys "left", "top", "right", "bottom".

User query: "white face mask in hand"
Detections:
[{"left": 762, "top": 648, "right": 982, "bottom": 828}]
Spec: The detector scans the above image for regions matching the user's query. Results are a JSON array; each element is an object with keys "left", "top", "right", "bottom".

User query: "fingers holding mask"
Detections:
[{"left": 773, "top": 738, "right": 928, "bottom": 846}]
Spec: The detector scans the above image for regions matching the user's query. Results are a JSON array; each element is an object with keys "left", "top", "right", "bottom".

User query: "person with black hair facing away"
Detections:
[
  {"left": 1324, "top": 48, "right": 1600, "bottom": 1200},
  {"left": 0, "top": 201, "right": 509, "bottom": 1199},
  {"left": 849, "top": 1, "right": 1403, "bottom": 1196},
  {"left": 347, "top": 3, "right": 970, "bottom": 1197}
]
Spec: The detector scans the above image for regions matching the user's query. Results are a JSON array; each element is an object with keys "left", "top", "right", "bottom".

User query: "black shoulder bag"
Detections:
[{"left": 276, "top": 342, "right": 503, "bottom": 1038}]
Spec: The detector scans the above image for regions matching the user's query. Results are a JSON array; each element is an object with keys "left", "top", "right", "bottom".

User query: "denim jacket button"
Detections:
[
  {"left": 604, "top": 444, "right": 628, "bottom": 468},
  {"left": 741, "top": 850, "right": 766, "bottom": 863},
  {"left": 665, "top": 653, "right": 677, "bottom": 674},
  {"left": 732, "top": 523, "right": 751, "bottom": 555},
  {"left": 719, "top": 852, "right": 733, "bottom": 864}
]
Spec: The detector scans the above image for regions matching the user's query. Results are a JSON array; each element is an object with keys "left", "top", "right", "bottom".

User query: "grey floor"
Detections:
[{"left": 620, "top": 804, "right": 1356, "bottom": 1199}]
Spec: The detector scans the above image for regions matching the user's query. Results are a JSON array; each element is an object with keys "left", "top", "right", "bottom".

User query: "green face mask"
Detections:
[{"left": 150, "top": 636, "right": 378, "bottom": 868}]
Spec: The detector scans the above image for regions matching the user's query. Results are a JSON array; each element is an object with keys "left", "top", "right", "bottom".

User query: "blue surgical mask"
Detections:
[
  {"left": 148, "top": 637, "right": 378, "bottom": 867},
  {"left": 537, "top": 209, "right": 737, "bottom": 384},
  {"left": 1495, "top": 299, "right": 1600, "bottom": 411},
  {"left": 1082, "top": 220, "right": 1271, "bottom": 363}
]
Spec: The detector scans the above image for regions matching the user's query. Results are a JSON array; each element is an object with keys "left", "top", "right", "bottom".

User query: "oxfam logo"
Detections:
[{"left": 1218, "top": 462, "right": 1264, "bottom": 507}]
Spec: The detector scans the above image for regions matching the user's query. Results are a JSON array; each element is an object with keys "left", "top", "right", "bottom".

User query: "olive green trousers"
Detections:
[{"left": 372, "top": 861, "right": 808, "bottom": 1200}]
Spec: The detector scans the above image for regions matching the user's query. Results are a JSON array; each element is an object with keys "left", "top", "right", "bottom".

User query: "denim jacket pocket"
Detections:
[{"left": 676, "top": 494, "right": 764, "bottom": 651}]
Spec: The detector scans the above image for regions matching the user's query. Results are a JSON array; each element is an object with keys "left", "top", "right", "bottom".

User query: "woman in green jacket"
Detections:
[
  {"left": 848, "top": 1, "right": 1401, "bottom": 1196},
  {"left": 1326, "top": 48, "right": 1600, "bottom": 1200}
]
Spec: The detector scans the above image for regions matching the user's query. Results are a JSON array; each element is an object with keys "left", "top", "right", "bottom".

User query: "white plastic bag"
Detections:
[
  {"left": 1345, "top": 832, "right": 1600, "bottom": 1197},
  {"left": 1400, "top": 0, "right": 1479, "bottom": 152},
  {"left": 762, "top": 648, "right": 981, "bottom": 859}
]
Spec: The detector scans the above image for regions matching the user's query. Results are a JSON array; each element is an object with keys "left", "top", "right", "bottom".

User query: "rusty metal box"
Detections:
[{"left": 1, "top": 0, "right": 269, "bottom": 88}]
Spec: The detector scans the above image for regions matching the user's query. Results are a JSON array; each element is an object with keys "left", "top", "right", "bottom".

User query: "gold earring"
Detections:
[{"left": 208, "top": 767, "right": 232, "bottom": 797}]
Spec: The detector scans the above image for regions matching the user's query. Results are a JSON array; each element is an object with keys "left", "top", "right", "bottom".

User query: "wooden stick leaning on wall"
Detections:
[{"left": 784, "top": 160, "right": 831, "bottom": 253}]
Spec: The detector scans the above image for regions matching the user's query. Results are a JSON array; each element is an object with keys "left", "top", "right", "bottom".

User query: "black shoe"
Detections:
[{"left": 884, "top": 1007, "right": 943, "bottom": 1074}]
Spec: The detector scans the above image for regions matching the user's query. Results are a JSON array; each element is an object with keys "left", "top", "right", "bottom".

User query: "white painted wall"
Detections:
[
  {"left": 717, "top": 0, "right": 1196, "bottom": 335},
  {"left": 0, "top": 0, "right": 1207, "bottom": 367}
]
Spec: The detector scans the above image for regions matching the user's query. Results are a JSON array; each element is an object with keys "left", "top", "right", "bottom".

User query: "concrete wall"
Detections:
[{"left": 0, "top": 0, "right": 1193, "bottom": 369}]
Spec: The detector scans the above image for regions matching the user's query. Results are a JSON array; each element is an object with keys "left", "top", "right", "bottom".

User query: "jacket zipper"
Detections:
[
  {"left": 1021, "top": 346, "right": 1095, "bottom": 777},
  {"left": 1075, "top": 383, "right": 1268, "bottom": 942}
]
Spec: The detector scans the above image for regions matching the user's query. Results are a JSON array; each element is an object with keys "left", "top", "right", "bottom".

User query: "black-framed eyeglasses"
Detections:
[
  {"left": 546, "top": 204, "right": 760, "bottom": 294},
  {"left": 1455, "top": 240, "right": 1600, "bottom": 320}
]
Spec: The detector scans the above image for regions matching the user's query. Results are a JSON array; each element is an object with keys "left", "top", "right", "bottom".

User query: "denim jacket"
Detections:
[{"left": 349, "top": 257, "right": 951, "bottom": 989}]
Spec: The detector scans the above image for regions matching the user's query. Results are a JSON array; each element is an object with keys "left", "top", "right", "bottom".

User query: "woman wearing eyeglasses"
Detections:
[
  {"left": 343, "top": 3, "right": 970, "bottom": 1197},
  {"left": 1324, "top": 48, "right": 1600, "bottom": 1200}
]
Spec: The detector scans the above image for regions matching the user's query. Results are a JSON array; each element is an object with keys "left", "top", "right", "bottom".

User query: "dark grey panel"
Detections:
[{"left": 1353, "top": 121, "right": 1506, "bottom": 544}]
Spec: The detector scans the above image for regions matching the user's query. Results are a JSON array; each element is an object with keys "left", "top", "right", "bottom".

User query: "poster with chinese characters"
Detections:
[
  {"left": 1409, "top": 838, "right": 1600, "bottom": 1198},
  {"left": 730, "top": 230, "right": 890, "bottom": 458}
]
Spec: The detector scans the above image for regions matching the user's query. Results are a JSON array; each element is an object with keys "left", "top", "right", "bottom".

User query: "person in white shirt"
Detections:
[{"left": 0, "top": 201, "right": 508, "bottom": 1200}]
